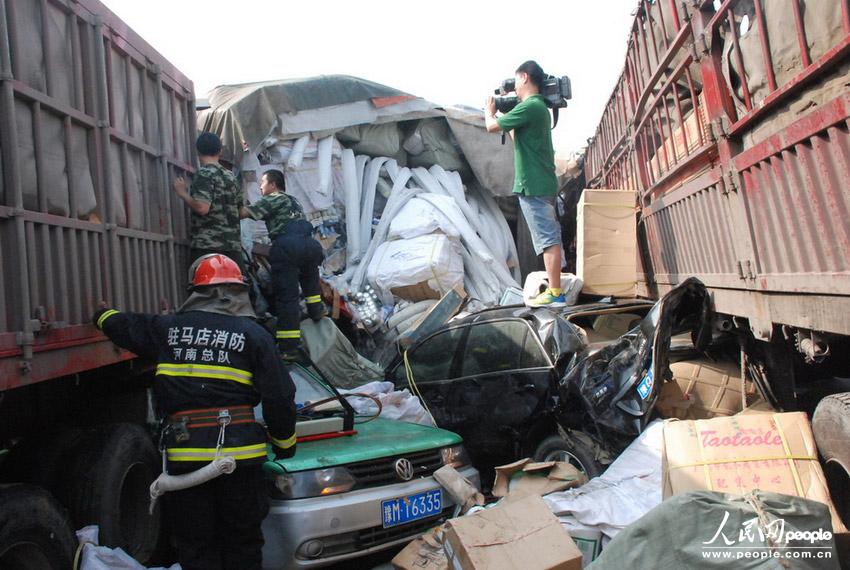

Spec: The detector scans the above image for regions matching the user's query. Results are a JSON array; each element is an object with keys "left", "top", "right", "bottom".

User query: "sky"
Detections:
[{"left": 102, "top": 0, "right": 637, "bottom": 155}]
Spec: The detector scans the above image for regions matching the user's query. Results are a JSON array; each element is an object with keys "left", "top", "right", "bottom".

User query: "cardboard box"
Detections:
[
  {"left": 442, "top": 495, "right": 582, "bottom": 570},
  {"left": 648, "top": 93, "right": 708, "bottom": 179},
  {"left": 576, "top": 189, "right": 637, "bottom": 297},
  {"left": 669, "top": 358, "right": 744, "bottom": 418},
  {"left": 392, "top": 280, "right": 442, "bottom": 302},
  {"left": 393, "top": 530, "right": 448, "bottom": 570},
  {"left": 658, "top": 358, "right": 771, "bottom": 420},
  {"left": 491, "top": 459, "right": 586, "bottom": 499},
  {"left": 399, "top": 285, "right": 467, "bottom": 348},
  {"left": 662, "top": 412, "right": 847, "bottom": 533}
]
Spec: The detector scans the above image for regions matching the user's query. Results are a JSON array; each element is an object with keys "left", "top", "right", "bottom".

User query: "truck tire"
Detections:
[
  {"left": 65, "top": 423, "right": 160, "bottom": 563},
  {"left": 533, "top": 433, "right": 603, "bottom": 479},
  {"left": 0, "top": 428, "right": 88, "bottom": 499},
  {"left": 0, "top": 484, "right": 77, "bottom": 570},
  {"left": 812, "top": 392, "right": 850, "bottom": 526}
]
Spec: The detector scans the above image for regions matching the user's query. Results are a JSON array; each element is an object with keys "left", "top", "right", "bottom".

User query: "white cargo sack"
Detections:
[
  {"left": 523, "top": 271, "right": 583, "bottom": 306},
  {"left": 367, "top": 234, "right": 463, "bottom": 296},
  {"left": 388, "top": 194, "right": 461, "bottom": 240},
  {"left": 341, "top": 381, "right": 434, "bottom": 426},
  {"left": 543, "top": 420, "right": 664, "bottom": 542}
]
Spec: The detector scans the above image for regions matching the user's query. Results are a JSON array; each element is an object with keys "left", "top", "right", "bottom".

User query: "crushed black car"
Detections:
[
  {"left": 386, "top": 299, "right": 655, "bottom": 482},
  {"left": 387, "top": 280, "right": 712, "bottom": 487}
]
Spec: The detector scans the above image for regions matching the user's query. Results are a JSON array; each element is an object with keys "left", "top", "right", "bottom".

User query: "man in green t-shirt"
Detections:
[{"left": 485, "top": 60, "right": 565, "bottom": 307}]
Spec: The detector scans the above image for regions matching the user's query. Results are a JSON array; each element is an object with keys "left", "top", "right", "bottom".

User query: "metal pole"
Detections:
[
  {"left": 92, "top": 17, "right": 124, "bottom": 307},
  {"left": 0, "top": 0, "right": 34, "bottom": 369}
]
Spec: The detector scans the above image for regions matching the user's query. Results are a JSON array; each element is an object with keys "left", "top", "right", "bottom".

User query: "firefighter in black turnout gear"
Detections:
[{"left": 94, "top": 253, "right": 296, "bottom": 570}]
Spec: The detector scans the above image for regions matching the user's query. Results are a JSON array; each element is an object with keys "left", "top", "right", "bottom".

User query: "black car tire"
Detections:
[
  {"left": 533, "top": 433, "right": 604, "bottom": 479},
  {"left": 0, "top": 484, "right": 77, "bottom": 570},
  {"left": 812, "top": 392, "right": 850, "bottom": 526},
  {"left": 65, "top": 423, "right": 161, "bottom": 563}
]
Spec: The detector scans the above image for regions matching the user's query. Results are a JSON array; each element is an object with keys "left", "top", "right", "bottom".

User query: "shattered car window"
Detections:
[
  {"left": 520, "top": 325, "right": 550, "bottom": 369},
  {"left": 401, "top": 326, "right": 465, "bottom": 383},
  {"left": 461, "top": 320, "right": 549, "bottom": 376}
]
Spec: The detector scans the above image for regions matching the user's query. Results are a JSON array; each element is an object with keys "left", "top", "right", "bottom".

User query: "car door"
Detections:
[
  {"left": 391, "top": 318, "right": 554, "bottom": 463},
  {"left": 389, "top": 325, "right": 468, "bottom": 429},
  {"left": 453, "top": 319, "right": 554, "bottom": 460}
]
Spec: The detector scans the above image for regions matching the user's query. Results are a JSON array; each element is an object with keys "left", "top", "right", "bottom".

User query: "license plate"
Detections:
[{"left": 381, "top": 489, "right": 443, "bottom": 528}]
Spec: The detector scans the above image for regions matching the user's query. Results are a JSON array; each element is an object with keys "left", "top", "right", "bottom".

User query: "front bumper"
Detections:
[{"left": 261, "top": 465, "right": 480, "bottom": 569}]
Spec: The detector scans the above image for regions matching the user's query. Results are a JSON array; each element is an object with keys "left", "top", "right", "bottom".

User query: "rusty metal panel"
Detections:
[
  {"left": 0, "top": 0, "right": 194, "bottom": 391},
  {"left": 584, "top": 0, "right": 850, "bottom": 336},
  {"left": 640, "top": 167, "right": 744, "bottom": 288},
  {"left": 734, "top": 96, "right": 850, "bottom": 295}
]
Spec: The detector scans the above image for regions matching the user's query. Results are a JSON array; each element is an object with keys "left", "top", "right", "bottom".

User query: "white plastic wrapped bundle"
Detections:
[
  {"left": 367, "top": 233, "right": 464, "bottom": 297},
  {"left": 388, "top": 194, "right": 461, "bottom": 240}
]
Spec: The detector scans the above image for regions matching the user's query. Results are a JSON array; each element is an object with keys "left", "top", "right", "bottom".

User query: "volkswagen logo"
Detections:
[{"left": 394, "top": 458, "right": 414, "bottom": 481}]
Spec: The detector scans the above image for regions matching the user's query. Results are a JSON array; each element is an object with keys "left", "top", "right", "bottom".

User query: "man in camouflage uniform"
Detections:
[
  {"left": 174, "top": 132, "right": 244, "bottom": 273},
  {"left": 241, "top": 169, "right": 325, "bottom": 358}
]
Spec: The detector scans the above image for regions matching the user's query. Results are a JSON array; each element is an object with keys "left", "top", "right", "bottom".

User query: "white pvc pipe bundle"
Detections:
[
  {"left": 317, "top": 136, "right": 334, "bottom": 197},
  {"left": 350, "top": 169, "right": 416, "bottom": 292},
  {"left": 469, "top": 184, "right": 522, "bottom": 283},
  {"left": 286, "top": 134, "right": 310, "bottom": 170},
  {"left": 342, "top": 149, "right": 361, "bottom": 265},
  {"left": 328, "top": 149, "right": 520, "bottom": 309},
  {"left": 416, "top": 192, "right": 518, "bottom": 303},
  {"left": 387, "top": 299, "right": 438, "bottom": 330},
  {"left": 359, "top": 157, "right": 390, "bottom": 259}
]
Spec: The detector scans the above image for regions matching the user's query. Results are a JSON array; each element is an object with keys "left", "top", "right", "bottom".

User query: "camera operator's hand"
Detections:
[
  {"left": 484, "top": 96, "right": 501, "bottom": 133},
  {"left": 485, "top": 96, "right": 497, "bottom": 117}
]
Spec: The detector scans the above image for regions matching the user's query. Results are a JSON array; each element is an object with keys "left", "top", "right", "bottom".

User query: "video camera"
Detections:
[{"left": 493, "top": 75, "right": 572, "bottom": 115}]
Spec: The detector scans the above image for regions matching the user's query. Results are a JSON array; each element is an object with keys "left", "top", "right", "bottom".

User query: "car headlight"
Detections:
[
  {"left": 273, "top": 467, "right": 356, "bottom": 499},
  {"left": 441, "top": 445, "right": 471, "bottom": 468}
]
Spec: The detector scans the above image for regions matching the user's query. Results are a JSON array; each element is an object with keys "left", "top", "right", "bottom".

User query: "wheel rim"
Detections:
[
  {"left": 0, "top": 541, "right": 52, "bottom": 570},
  {"left": 118, "top": 461, "right": 156, "bottom": 558},
  {"left": 542, "top": 449, "right": 589, "bottom": 475}
]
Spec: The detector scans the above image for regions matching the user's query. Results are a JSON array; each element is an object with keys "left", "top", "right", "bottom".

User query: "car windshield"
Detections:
[
  {"left": 255, "top": 363, "right": 343, "bottom": 424},
  {"left": 289, "top": 364, "right": 336, "bottom": 407}
]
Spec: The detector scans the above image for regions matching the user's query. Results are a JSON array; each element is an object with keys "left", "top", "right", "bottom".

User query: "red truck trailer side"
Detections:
[
  {"left": 0, "top": 0, "right": 195, "bottom": 565},
  {"left": 585, "top": 0, "right": 850, "bottom": 526}
]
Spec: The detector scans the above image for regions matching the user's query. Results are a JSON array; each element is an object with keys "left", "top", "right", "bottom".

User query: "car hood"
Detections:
[{"left": 274, "top": 417, "right": 462, "bottom": 472}]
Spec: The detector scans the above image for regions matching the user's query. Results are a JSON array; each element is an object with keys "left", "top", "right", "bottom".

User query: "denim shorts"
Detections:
[{"left": 518, "top": 195, "right": 562, "bottom": 255}]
